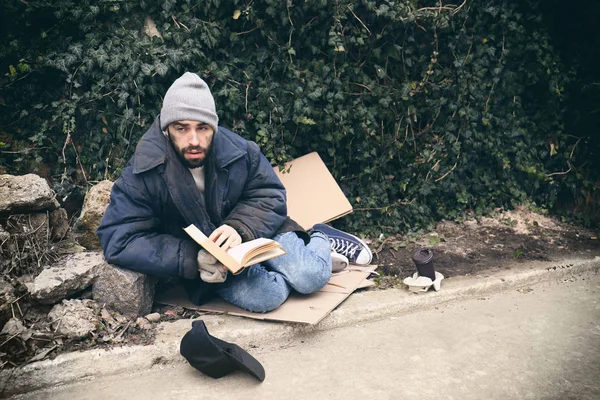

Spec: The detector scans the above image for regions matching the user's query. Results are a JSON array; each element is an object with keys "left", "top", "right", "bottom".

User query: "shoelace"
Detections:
[{"left": 329, "top": 238, "right": 359, "bottom": 259}]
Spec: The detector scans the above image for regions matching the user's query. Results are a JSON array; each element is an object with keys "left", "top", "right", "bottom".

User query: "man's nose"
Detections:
[{"left": 188, "top": 130, "right": 202, "bottom": 146}]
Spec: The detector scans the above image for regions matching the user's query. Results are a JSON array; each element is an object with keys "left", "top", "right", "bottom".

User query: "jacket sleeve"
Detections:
[
  {"left": 224, "top": 143, "right": 287, "bottom": 241},
  {"left": 96, "top": 170, "right": 199, "bottom": 279}
]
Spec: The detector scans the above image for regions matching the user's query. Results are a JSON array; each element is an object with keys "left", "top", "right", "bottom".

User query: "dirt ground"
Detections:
[
  {"left": 1, "top": 206, "right": 598, "bottom": 371},
  {"left": 372, "top": 206, "right": 600, "bottom": 288}
]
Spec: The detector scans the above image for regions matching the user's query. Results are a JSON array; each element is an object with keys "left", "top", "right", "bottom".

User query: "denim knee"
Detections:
[
  {"left": 266, "top": 232, "right": 332, "bottom": 295},
  {"left": 239, "top": 287, "right": 289, "bottom": 313},
  {"left": 215, "top": 266, "right": 291, "bottom": 313},
  {"left": 292, "top": 259, "right": 332, "bottom": 294}
]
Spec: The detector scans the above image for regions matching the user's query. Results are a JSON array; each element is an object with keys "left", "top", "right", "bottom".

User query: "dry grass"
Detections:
[{"left": 0, "top": 213, "right": 61, "bottom": 280}]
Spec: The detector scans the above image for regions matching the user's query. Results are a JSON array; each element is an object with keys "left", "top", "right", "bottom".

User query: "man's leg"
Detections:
[
  {"left": 214, "top": 232, "right": 332, "bottom": 312},
  {"left": 264, "top": 231, "right": 332, "bottom": 294},
  {"left": 214, "top": 264, "right": 291, "bottom": 313}
]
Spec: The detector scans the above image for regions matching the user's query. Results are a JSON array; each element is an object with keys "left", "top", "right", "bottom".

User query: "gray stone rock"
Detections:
[
  {"left": 144, "top": 312, "right": 161, "bottom": 322},
  {"left": 0, "top": 174, "right": 59, "bottom": 215},
  {"left": 92, "top": 265, "right": 155, "bottom": 317},
  {"left": 1, "top": 317, "right": 26, "bottom": 336},
  {"left": 135, "top": 317, "right": 153, "bottom": 330},
  {"left": 48, "top": 299, "right": 99, "bottom": 339},
  {"left": 49, "top": 208, "right": 70, "bottom": 241},
  {"left": 74, "top": 180, "right": 113, "bottom": 250},
  {"left": 0, "top": 317, "right": 33, "bottom": 341},
  {"left": 30, "top": 252, "right": 106, "bottom": 304}
]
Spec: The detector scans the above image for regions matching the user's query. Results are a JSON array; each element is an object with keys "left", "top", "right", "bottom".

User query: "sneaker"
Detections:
[
  {"left": 312, "top": 223, "right": 373, "bottom": 266},
  {"left": 330, "top": 251, "right": 349, "bottom": 273}
]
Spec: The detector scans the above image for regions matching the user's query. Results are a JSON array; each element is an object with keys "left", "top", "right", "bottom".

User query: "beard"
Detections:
[
  {"left": 176, "top": 144, "right": 211, "bottom": 168},
  {"left": 167, "top": 129, "right": 212, "bottom": 169}
]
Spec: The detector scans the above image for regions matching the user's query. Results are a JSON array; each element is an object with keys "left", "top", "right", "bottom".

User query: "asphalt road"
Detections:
[{"left": 11, "top": 274, "right": 600, "bottom": 400}]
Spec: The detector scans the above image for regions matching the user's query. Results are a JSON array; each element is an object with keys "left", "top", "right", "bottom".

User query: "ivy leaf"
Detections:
[
  {"left": 296, "top": 116, "right": 316, "bottom": 125},
  {"left": 141, "top": 64, "right": 153, "bottom": 76}
]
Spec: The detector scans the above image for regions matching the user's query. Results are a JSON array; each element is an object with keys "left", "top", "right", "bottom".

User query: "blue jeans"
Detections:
[{"left": 214, "top": 231, "right": 332, "bottom": 313}]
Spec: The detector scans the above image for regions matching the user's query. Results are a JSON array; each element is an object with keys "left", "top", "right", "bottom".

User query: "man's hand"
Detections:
[
  {"left": 209, "top": 224, "right": 242, "bottom": 251},
  {"left": 197, "top": 250, "right": 228, "bottom": 283}
]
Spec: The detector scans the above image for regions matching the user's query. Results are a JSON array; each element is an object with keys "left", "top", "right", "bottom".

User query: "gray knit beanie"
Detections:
[{"left": 160, "top": 72, "right": 219, "bottom": 132}]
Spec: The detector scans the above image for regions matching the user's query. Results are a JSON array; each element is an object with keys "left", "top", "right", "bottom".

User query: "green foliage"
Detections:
[
  {"left": 428, "top": 235, "right": 441, "bottom": 246},
  {"left": 513, "top": 244, "right": 524, "bottom": 259},
  {"left": 0, "top": 0, "right": 597, "bottom": 235}
]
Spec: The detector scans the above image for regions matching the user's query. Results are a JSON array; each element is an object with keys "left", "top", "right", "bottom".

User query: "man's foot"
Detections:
[
  {"left": 312, "top": 223, "right": 373, "bottom": 266},
  {"left": 330, "top": 251, "right": 349, "bottom": 273}
]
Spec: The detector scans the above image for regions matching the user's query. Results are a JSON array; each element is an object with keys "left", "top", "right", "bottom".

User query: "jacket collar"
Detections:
[
  {"left": 132, "top": 116, "right": 246, "bottom": 174},
  {"left": 132, "top": 117, "right": 167, "bottom": 174}
]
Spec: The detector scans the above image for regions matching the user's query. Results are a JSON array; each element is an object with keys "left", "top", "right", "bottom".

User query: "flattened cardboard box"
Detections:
[
  {"left": 273, "top": 152, "right": 353, "bottom": 230},
  {"left": 155, "top": 267, "right": 376, "bottom": 325},
  {"left": 155, "top": 152, "right": 369, "bottom": 324}
]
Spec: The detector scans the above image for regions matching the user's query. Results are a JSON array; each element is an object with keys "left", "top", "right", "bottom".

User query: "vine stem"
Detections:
[
  {"left": 354, "top": 198, "right": 416, "bottom": 212},
  {"left": 545, "top": 137, "right": 582, "bottom": 177},
  {"left": 347, "top": 5, "right": 371, "bottom": 35},
  {"left": 435, "top": 159, "right": 459, "bottom": 182}
]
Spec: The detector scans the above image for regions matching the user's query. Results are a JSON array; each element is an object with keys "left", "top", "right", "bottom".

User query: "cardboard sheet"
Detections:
[
  {"left": 155, "top": 152, "right": 370, "bottom": 324},
  {"left": 155, "top": 266, "right": 377, "bottom": 325},
  {"left": 273, "top": 152, "right": 353, "bottom": 230},
  {"left": 354, "top": 275, "right": 376, "bottom": 290}
]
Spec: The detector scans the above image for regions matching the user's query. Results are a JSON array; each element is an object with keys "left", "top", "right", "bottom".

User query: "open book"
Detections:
[{"left": 183, "top": 224, "right": 287, "bottom": 274}]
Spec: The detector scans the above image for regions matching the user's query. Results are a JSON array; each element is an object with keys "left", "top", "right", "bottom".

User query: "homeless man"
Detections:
[{"left": 97, "top": 72, "right": 372, "bottom": 313}]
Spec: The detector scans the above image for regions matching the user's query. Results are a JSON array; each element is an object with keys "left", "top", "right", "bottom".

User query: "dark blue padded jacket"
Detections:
[{"left": 97, "top": 117, "right": 292, "bottom": 281}]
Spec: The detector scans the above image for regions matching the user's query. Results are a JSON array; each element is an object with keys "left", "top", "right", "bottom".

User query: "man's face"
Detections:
[{"left": 167, "top": 120, "right": 214, "bottom": 168}]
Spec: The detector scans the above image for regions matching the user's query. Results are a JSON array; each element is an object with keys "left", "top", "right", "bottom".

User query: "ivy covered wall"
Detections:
[{"left": 0, "top": 0, "right": 597, "bottom": 234}]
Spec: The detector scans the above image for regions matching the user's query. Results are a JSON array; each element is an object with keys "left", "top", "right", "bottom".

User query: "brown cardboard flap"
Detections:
[
  {"left": 319, "top": 269, "right": 371, "bottom": 293},
  {"left": 356, "top": 278, "right": 376, "bottom": 289},
  {"left": 274, "top": 152, "right": 353, "bottom": 230},
  {"left": 191, "top": 292, "right": 349, "bottom": 325},
  {"left": 155, "top": 266, "right": 377, "bottom": 325},
  {"left": 155, "top": 153, "right": 371, "bottom": 324}
]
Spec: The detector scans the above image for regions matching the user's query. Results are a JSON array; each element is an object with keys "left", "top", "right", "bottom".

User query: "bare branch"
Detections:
[
  {"left": 435, "top": 160, "right": 459, "bottom": 182},
  {"left": 354, "top": 198, "right": 416, "bottom": 212},
  {"left": 347, "top": 5, "right": 371, "bottom": 35},
  {"left": 545, "top": 137, "right": 582, "bottom": 177}
]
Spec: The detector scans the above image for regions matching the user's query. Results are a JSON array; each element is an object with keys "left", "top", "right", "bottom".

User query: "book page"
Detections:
[
  {"left": 226, "top": 238, "right": 280, "bottom": 265},
  {"left": 183, "top": 225, "right": 243, "bottom": 274},
  {"left": 184, "top": 225, "right": 286, "bottom": 273},
  {"left": 242, "top": 247, "right": 287, "bottom": 266}
]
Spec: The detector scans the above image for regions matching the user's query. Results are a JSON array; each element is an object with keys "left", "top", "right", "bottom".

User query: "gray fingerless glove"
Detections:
[{"left": 197, "top": 249, "right": 228, "bottom": 283}]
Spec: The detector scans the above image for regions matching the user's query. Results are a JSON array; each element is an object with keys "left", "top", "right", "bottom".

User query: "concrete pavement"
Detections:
[
  {"left": 10, "top": 264, "right": 600, "bottom": 400},
  {"left": 1, "top": 257, "right": 599, "bottom": 398}
]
